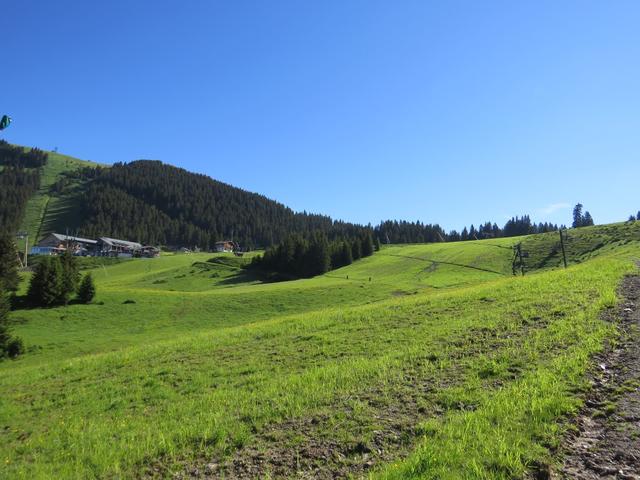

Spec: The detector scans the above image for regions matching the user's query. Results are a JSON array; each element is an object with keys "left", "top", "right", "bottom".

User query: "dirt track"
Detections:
[{"left": 556, "top": 274, "right": 640, "bottom": 479}]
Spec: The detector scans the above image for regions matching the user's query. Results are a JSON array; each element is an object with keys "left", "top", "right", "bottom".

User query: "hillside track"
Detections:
[{"left": 556, "top": 273, "right": 640, "bottom": 479}]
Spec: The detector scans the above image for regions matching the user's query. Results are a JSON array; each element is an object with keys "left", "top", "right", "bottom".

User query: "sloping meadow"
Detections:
[{"left": 1, "top": 242, "right": 638, "bottom": 478}]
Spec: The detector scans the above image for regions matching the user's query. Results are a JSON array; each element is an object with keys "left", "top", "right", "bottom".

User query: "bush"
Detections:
[
  {"left": 6, "top": 337, "right": 24, "bottom": 358},
  {"left": 77, "top": 273, "right": 96, "bottom": 304}
]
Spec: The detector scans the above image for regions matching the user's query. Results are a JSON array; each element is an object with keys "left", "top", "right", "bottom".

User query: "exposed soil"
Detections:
[{"left": 555, "top": 274, "right": 640, "bottom": 479}]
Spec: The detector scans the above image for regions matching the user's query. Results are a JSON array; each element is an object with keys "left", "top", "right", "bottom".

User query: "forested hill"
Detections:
[
  {"left": 72, "top": 160, "right": 364, "bottom": 249},
  {"left": 2, "top": 142, "right": 566, "bottom": 250}
]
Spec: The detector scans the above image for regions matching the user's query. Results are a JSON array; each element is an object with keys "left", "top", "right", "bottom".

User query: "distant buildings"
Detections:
[
  {"left": 31, "top": 234, "right": 159, "bottom": 258},
  {"left": 30, "top": 233, "right": 236, "bottom": 258}
]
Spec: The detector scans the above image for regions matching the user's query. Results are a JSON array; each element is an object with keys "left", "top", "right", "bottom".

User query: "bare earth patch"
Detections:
[{"left": 555, "top": 274, "right": 640, "bottom": 480}]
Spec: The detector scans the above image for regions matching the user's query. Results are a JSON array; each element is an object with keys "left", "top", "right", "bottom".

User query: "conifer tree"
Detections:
[
  {"left": 572, "top": 204, "right": 584, "bottom": 228},
  {"left": 582, "top": 211, "right": 594, "bottom": 227},
  {"left": 637, "top": 211, "right": 640, "bottom": 221},
  {"left": 28, "top": 257, "right": 64, "bottom": 307},
  {"left": 361, "top": 233, "right": 374, "bottom": 257},
  {"left": 0, "top": 290, "right": 23, "bottom": 360},
  {"left": 374, "top": 236, "right": 381, "bottom": 252},
  {"left": 77, "top": 273, "right": 96, "bottom": 304},
  {"left": 0, "top": 235, "right": 20, "bottom": 292},
  {"left": 351, "top": 238, "right": 362, "bottom": 260},
  {"left": 60, "top": 250, "right": 80, "bottom": 305},
  {"left": 341, "top": 241, "right": 353, "bottom": 266}
]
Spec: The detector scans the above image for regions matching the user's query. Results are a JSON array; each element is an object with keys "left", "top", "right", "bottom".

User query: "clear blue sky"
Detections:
[{"left": 3, "top": 1, "right": 639, "bottom": 230}]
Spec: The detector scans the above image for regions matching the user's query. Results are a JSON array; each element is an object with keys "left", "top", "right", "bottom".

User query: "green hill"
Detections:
[{"left": 2, "top": 223, "right": 639, "bottom": 478}]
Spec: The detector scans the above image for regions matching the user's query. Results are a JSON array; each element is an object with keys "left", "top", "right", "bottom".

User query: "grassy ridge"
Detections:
[{"left": 1, "top": 227, "right": 639, "bottom": 478}]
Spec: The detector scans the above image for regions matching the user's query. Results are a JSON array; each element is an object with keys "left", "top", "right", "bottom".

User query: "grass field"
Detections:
[{"left": 1, "top": 223, "right": 639, "bottom": 478}]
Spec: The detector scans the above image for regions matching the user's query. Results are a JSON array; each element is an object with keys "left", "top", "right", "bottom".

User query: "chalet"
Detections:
[
  {"left": 214, "top": 240, "right": 235, "bottom": 253},
  {"left": 98, "top": 237, "right": 143, "bottom": 257},
  {"left": 32, "top": 233, "right": 98, "bottom": 256}
]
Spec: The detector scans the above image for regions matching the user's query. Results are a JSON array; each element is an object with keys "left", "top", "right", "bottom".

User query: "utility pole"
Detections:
[
  {"left": 559, "top": 229, "right": 568, "bottom": 268},
  {"left": 16, "top": 232, "right": 28, "bottom": 268}
]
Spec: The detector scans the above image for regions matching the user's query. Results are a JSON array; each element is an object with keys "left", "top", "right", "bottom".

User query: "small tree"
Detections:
[
  {"left": 77, "top": 273, "right": 96, "bottom": 304},
  {"left": 60, "top": 250, "right": 80, "bottom": 305},
  {"left": 28, "top": 257, "right": 64, "bottom": 307},
  {"left": 637, "top": 211, "right": 640, "bottom": 221}
]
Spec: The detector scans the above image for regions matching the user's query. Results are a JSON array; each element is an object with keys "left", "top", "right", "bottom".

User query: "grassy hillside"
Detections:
[
  {"left": 15, "top": 148, "right": 102, "bottom": 251},
  {"left": 1, "top": 224, "right": 639, "bottom": 478}
]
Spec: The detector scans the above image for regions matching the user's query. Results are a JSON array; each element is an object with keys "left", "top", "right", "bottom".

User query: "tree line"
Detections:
[
  {"left": 252, "top": 231, "right": 379, "bottom": 278},
  {"left": 0, "top": 141, "right": 48, "bottom": 168}
]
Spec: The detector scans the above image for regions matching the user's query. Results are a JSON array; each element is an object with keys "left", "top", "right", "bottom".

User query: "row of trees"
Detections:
[
  {"left": 27, "top": 252, "right": 95, "bottom": 307},
  {"left": 628, "top": 211, "right": 640, "bottom": 222},
  {"left": 253, "top": 231, "right": 378, "bottom": 278},
  {"left": 374, "top": 216, "right": 561, "bottom": 244},
  {"left": 0, "top": 141, "right": 48, "bottom": 168}
]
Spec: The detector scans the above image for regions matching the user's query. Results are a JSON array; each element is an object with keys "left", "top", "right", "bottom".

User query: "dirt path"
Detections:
[{"left": 556, "top": 274, "right": 640, "bottom": 479}]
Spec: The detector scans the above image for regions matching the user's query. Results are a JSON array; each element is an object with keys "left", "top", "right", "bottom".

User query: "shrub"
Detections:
[{"left": 6, "top": 337, "right": 24, "bottom": 358}]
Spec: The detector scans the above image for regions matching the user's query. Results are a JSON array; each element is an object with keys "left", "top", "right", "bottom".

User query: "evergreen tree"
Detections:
[
  {"left": 0, "top": 289, "right": 24, "bottom": 360},
  {"left": 351, "top": 238, "right": 362, "bottom": 260},
  {"left": 0, "top": 235, "right": 20, "bottom": 292},
  {"left": 77, "top": 273, "right": 96, "bottom": 304},
  {"left": 341, "top": 241, "right": 353, "bottom": 266},
  {"left": 60, "top": 250, "right": 80, "bottom": 305},
  {"left": 629, "top": 215, "right": 636, "bottom": 222},
  {"left": 305, "top": 233, "right": 331, "bottom": 277},
  {"left": 28, "top": 257, "right": 64, "bottom": 307},
  {"left": 582, "top": 211, "right": 594, "bottom": 227},
  {"left": 361, "top": 232, "right": 374, "bottom": 257},
  {"left": 374, "top": 236, "right": 381, "bottom": 252},
  {"left": 637, "top": 211, "right": 640, "bottom": 221},
  {"left": 572, "top": 204, "right": 584, "bottom": 228}
]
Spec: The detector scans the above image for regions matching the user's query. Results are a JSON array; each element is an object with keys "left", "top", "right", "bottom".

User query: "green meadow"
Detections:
[{"left": 1, "top": 223, "right": 640, "bottom": 478}]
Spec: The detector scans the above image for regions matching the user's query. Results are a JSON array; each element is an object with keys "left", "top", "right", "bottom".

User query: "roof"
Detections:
[
  {"left": 48, "top": 233, "right": 98, "bottom": 245},
  {"left": 215, "top": 240, "right": 234, "bottom": 245},
  {"left": 99, "top": 237, "right": 143, "bottom": 249}
]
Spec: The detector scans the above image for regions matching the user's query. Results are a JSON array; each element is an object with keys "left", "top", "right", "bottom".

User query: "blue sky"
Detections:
[{"left": 3, "top": 1, "right": 639, "bottom": 230}]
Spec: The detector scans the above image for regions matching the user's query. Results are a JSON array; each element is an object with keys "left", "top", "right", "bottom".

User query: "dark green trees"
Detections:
[
  {"left": 77, "top": 273, "right": 96, "bottom": 304},
  {"left": 572, "top": 204, "right": 594, "bottom": 228},
  {"left": 28, "top": 257, "right": 63, "bottom": 307},
  {"left": 256, "top": 230, "right": 377, "bottom": 279},
  {"left": 27, "top": 253, "right": 82, "bottom": 307}
]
